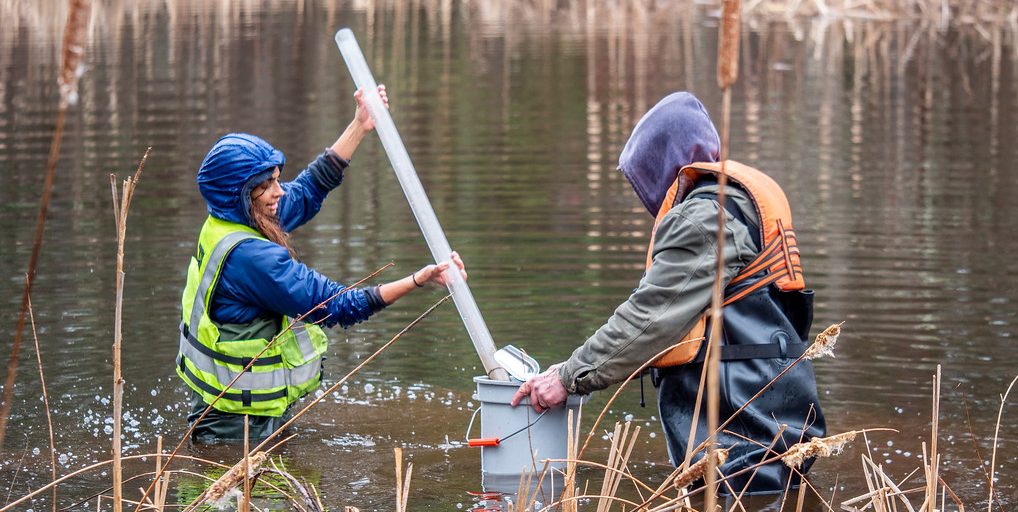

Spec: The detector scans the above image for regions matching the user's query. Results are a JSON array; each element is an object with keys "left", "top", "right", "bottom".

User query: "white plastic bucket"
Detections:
[{"left": 471, "top": 376, "right": 589, "bottom": 491}]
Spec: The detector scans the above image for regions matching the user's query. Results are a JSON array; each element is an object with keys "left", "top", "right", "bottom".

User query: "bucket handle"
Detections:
[
  {"left": 465, "top": 406, "right": 482, "bottom": 443},
  {"left": 465, "top": 407, "right": 501, "bottom": 447}
]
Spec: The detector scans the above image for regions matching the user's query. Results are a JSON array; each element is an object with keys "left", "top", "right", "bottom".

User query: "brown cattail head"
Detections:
[
  {"left": 199, "top": 451, "right": 268, "bottom": 506},
  {"left": 59, "top": 0, "right": 93, "bottom": 107},
  {"left": 673, "top": 448, "right": 729, "bottom": 489},
  {"left": 716, "top": 0, "right": 741, "bottom": 89},
  {"left": 782, "top": 431, "right": 857, "bottom": 469},
  {"left": 804, "top": 321, "right": 844, "bottom": 360}
]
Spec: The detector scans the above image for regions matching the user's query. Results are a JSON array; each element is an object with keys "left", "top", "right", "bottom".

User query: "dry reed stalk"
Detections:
[
  {"left": 78, "top": 469, "right": 217, "bottom": 512},
  {"left": 561, "top": 408, "right": 578, "bottom": 512},
  {"left": 841, "top": 432, "right": 917, "bottom": 512},
  {"left": 595, "top": 422, "right": 640, "bottom": 512},
  {"left": 251, "top": 294, "right": 451, "bottom": 454},
  {"left": 637, "top": 465, "right": 686, "bottom": 511},
  {"left": 550, "top": 495, "right": 643, "bottom": 511},
  {"left": 512, "top": 466, "right": 529, "bottom": 512},
  {"left": 1, "top": 453, "right": 229, "bottom": 512},
  {"left": 25, "top": 283, "right": 57, "bottom": 512},
  {"left": 937, "top": 475, "right": 964, "bottom": 512},
  {"left": 131, "top": 263, "right": 395, "bottom": 512},
  {"left": 241, "top": 417, "right": 251, "bottom": 512},
  {"left": 701, "top": 5, "right": 741, "bottom": 510},
  {"left": 920, "top": 365, "right": 941, "bottom": 512},
  {"left": 256, "top": 465, "right": 330, "bottom": 512},
  {"left": 182, "top": 295, "right": 447, "bottom": 511},
  {"left": 0, "top": 0, "right": 93, "bottom": 451},
  {"left": 403, "top": 462, "right": 414, "bottom": 509},
  {"left": 577, "top": 337, "right": 703, "bottom": 459},
  {"left": 716, "top": 425, "right": 834, "bottom": 512},
  {"left": 720, "top": 470, "right": 747, "bottom": 512},
  {"left": 188, "top": 451, "right": 267, "bottom": 510},
  {"left": 541, "top": 458, "right": 657, "bottom": 496},
  {"left": 728, "top": 424, "right": 788, "bottom": 507},
  {"left": 153, "top": 436, "right": 168, "bottom": 511},
  {"left": 248, "top": 479, "right": 303, "bottom": 512},
  {"left": 596, "top": 423, "right": 622, "bottom": 512},
  {"left": 650, "top": 428, "right": 893, "bottom": 512},
  {"left": 5, "top": 437, "right": 30, "bottom": 504},
  {"left": 394, "top": 448, "right": 403, "bottom": 512},
  {"left": 109, "top": 150, "right": 148, "bottom": 512},
  {"left": 782, "top": 431, "right": 857, "bottom": 469},
  {"left": 685, "top": 321, "right": 845, "bottom": 463},
  {"left": 510, "top": 458, "right": 549, "bottom": 512},
  {"left": 986, "top": 372, "right": 1017, "bottom": 512},
  {"left": 521, "top": 460, "right": 552, "bottom": 512},
  {"left": 794, "top": 475, "right": 807, "bottom": 512},
  {"left": 394, "top": 447, "right": 413, "bottom": 512},
  {"left": 310, "top": 480, "right": 325, "bottom": 512}
]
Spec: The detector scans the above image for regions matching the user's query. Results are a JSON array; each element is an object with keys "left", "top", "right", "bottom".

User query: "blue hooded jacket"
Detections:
[
  {"left": 195, "top": 133, "right": 383, "bottom": 328},
  {"left": 618, "top": 92, "right": 720, "bottom": 216}
]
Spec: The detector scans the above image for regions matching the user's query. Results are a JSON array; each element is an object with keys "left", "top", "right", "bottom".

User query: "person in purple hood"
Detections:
[
  {"left": 178, "top": 86, "right": 466, "bottom": 442},
  {"left": 513, "top": 92, "right": 825, "bottom": 495}
]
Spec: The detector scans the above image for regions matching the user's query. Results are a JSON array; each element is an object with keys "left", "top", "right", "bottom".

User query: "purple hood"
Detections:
[{"left": 618, "top": 92, "right": 720, "bottom": 216}]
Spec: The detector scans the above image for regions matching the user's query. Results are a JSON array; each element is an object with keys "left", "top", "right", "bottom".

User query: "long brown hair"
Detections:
[{"left": 250, "top": 203, "right": 297, "bottom": 259}]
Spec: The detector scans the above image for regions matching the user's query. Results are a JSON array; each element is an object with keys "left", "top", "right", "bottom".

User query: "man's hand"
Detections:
[{"left": 511, "top": 363, "right": 568, "bottom": 413}]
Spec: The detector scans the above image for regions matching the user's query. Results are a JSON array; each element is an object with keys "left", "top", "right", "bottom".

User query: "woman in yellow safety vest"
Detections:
[{"left": 177, "top": 86, "right": 465, "bottom": 442}]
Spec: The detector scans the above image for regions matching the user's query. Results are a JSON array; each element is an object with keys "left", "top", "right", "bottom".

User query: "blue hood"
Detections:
[
  {"left": 197, "top": 133, "right": 286, "bottom": 224},
  {"left": 618, "top": 92, "right": 720, "bottom": 216}
]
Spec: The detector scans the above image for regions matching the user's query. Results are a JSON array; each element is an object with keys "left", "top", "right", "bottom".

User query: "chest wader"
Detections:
[
  {"left": 176, "top": 216, "right": 329, "bottom": 441},
  {"left": 647, "top": 161, "right": 826, "bottom": 495}
]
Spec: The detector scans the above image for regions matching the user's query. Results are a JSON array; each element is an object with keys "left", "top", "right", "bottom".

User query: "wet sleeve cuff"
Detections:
[
  {"left": 363, "top": 285, "right": 388, "bottom": 313},
  {"left": 309, "top": 149, "right": 349, "bottom": 191}
]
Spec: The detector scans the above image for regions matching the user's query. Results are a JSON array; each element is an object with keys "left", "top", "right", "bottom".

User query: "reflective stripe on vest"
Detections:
[
  {"left": 185, "top": 230, "right": 320, "bottom": 368},
  {"left": 649, "top": 160, "right": 806, "bottom": 368},
  {"left": 177, "top": 323, "right": 322, "bottom": 390},
  {"left": 176, "top": 217, "right": 328, "bottom": 416}
]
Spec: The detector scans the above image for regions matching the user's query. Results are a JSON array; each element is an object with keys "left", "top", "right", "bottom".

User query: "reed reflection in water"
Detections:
[{"left": 1, "top": 0, "right": 1017, "bottom": 509}]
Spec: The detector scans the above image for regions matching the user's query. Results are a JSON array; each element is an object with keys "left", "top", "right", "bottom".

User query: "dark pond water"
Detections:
[{"left": 2, "top": 1, "right": 1018, "bottom": 510}]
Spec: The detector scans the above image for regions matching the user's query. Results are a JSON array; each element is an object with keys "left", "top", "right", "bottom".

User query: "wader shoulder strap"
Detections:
[{"left": 690, "top": 338, "right": 808, "bottom": 363}]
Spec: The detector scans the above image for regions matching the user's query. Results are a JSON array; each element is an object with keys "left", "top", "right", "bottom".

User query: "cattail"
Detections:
[
  {"left": 673, "top": 448, "right": 729, "bottom": 489},
  {"left": 716, "top": 0, "right": 741, "bottom": 89},
  {"left": 194, "top": 451, "right": 267, "bottom": 508},
  {"left": 59, "top": 0, "right": 92, "bottom": 107},
  {"left": 804, "top": 322, "right": 844, "bottom": 360},
  {"left": 782, "top": 431, "right": 857, "bottom": 469}
]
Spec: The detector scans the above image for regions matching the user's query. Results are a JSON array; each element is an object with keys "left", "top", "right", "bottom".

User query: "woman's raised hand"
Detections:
[
  {"left": 353, "top": 84, "right": 389, "bottom": 131},
  {"left": 414, "top": 251, "right": 467, "bottom": 287}
]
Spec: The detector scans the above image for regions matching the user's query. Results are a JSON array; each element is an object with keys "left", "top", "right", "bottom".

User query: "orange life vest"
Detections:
[{"left": 647, "top": 160, "right": 805, "bottom": 367}]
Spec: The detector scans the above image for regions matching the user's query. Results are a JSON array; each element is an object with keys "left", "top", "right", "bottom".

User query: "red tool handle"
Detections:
[{"left": 468, "top": 437, "right": 501, "bottom": 447}]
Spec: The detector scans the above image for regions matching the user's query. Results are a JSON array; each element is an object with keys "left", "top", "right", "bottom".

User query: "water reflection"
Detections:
[{"left": 2, "top": 0, "right": 1017, "bottom": 509}]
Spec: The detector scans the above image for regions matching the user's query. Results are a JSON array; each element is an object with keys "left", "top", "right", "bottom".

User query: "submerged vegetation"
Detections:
[{"left": 1, "top": 0, "right": 1017, "bottom": 510}]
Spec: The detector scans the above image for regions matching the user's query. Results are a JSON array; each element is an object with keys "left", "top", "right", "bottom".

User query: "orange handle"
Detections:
[{"left": 468, "top": 438, "right": 501, "bottom": 447}]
